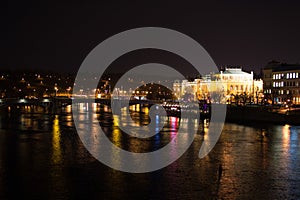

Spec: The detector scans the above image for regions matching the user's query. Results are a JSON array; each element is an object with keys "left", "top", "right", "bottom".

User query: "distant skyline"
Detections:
[{"left": 1, "top": 1, "right": 300, "bottom": 75}]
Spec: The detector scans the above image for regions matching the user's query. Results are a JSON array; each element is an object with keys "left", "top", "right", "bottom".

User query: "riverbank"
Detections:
[{"left": 226, "top": 105, "right": 300, "bottom": 125}]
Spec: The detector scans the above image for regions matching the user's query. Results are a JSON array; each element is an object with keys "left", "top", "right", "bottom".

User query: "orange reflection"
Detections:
[
  {"left": 65, "top": 105, "right": 71, "bottom": 113},
  {"left": 52, "top": 115, "right": 62, "bottom": 164},
  {"left": 111, "top": 115, "right": 122, "bottom": 168},
  {"left": 282, "top": 124, "right": 290, "bottom": 154},
  {"left": 143, "top": 106, "right": 149, "bottom": 114}
]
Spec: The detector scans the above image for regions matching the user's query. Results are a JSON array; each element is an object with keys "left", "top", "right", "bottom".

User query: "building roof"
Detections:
[
  {"left": 221, "top": 68, "right": 251, "bottom": 75},
  {"left": 264, "top": 61, "right": 300, "bottom": 72},
  {"left": 272, "top": 64, "right": 300, "bottom": 72}
]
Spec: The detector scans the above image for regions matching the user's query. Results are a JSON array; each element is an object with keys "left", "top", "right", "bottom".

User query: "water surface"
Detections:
[{"left": 0, "top": 104, "right": 300, "bottom": 199}]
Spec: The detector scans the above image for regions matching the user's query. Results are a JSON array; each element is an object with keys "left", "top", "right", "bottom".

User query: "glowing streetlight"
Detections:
[
  {"left": 54, "top": 86, "right": 58, "bottom": 97},
  {"left": 66, "top": 87, "right": 71, "bottom": 98}
]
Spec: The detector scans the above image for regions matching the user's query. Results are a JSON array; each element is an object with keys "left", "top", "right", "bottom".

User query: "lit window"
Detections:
[
  {"left": 273, "top": 82, "right": 276, "bottom": 87},
  {"left": 273, "top": 74, "right": 276, "bottom": 80},
  {"left": 287, "top": 90, "right": 289, "bottom": 95},
  {"left": 296, "top": 73, "right": 299, "bottom": 79},
  {"left": 281, "top": 82, "right": 284, "bottom": 87},
  {"left": 275, "top": 82, "right": 278, "bottom": 87},
  {"left": 287, "top": 73, "right": 289, "bottom": 79},
  {"left": 293, "top": 73, "right": 296, "bottom": 79}
]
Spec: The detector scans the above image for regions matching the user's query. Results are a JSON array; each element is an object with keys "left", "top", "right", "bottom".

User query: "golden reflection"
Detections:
[
  {"left": 50, "top": 115, "right": 67, "bottom": 193},
  {"left": 65, "top": 105, "right": 71, "bottom": 113},
  {"left": 52, "top": 115, "right": 62, "bottom": 164},
  {"left": 130, "top": 104, "right": 140, "bottom": 112},
  {"left": 113, "top": 114, "right": 119, "bottom": 127},
  {"left": 65, "top": 115, "right": 73, "bottom": 127},
  {"left": 143, "top": 106, "right": 149, "bottom": 114},
  {"left": 130, "top": 105, "right": 135, "bottom": 111},
  {"left": 92, "top": 103, "right": 97, "bottom": 112},
  {"left": 111, "top": 115, "right": 122, "bottom": 168},
  {"left": 217, "top": 134, "right": 238, "bottom": 198},
  {"left": 282, "top": 124, "right": 290, "bottom": 153},
  {"left": 103, "top": 105, "right": 108, "bottom": 112}
]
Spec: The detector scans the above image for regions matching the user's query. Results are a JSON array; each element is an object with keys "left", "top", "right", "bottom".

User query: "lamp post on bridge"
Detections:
[{"left": 54, "top": 86, "right": 58, "bottom": 97}]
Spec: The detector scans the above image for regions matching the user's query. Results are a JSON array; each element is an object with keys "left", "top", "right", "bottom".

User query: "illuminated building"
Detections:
[
  {"left": 263, "top": 61, "right": 300, "bottom": 105},
  {"left": 173, "top": 68, "right": 263, "bottom": 104}
]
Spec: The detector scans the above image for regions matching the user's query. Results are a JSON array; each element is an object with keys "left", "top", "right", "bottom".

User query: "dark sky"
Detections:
[{"left": 1, "top": 0, "right": 300, "bottom": 74}]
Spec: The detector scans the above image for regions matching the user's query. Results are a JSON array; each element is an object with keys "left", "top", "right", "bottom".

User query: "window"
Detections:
[
  {"left": 293, "top": 73, "right": 296, "bottom": 79},
  {"left": 297, "top": 73, "right": 299, "bottom": 79},
  {"left": 287, "top": 73, "right": 289, "bottom": 79},
  {"left": 273, "top": 74, "right": 276, "bottom": 80},
  {"left": 273, "top": 82, "right": 276, "bottom": 87}
]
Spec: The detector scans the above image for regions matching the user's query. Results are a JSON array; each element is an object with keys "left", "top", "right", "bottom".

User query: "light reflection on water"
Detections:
[
  {"left": 52, "top": 115, "right": 62, "bottom": 165},
  {"left": 0, "top": 103, "right": 300, "bottom": 199}
]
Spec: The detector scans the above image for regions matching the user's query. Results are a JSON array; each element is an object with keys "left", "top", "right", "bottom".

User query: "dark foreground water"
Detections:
[{"left": 0, "top": 104, "right": 300, "bottom": 199}]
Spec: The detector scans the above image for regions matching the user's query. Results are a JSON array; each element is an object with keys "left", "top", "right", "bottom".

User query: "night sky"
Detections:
[{"left": 1, "top": 0, "right": 300, "bottom": 74}]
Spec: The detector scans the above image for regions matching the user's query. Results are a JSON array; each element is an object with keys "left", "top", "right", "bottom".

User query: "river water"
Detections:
[{"left": 0, "top": 104, "right": 300, "bottom": 199}]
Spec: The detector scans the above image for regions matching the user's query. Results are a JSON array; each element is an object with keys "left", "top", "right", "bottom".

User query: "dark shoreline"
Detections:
[{"left": 225, "top": 105, "right": 300, "bottom": 125}]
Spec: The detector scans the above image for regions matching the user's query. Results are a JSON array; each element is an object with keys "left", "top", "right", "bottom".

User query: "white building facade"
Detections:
[{"left": 173, "top": 68, "right": 263, "bottom": 104}]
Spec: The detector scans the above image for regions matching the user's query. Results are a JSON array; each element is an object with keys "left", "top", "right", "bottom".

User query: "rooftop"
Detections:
[
  {"left": 264, "top": 61, "right": 300, "bottom": 72},
  {"left": 220, "top": 68, "right": 252, "bottom": 75}
]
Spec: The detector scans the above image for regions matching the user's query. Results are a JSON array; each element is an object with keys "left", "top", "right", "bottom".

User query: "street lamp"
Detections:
[
  {"left": 54, "top": 86, "right": 58, "bottom": 97},
  {"left": 66, "top": 87, "right": 71, "bottom": 98}
]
